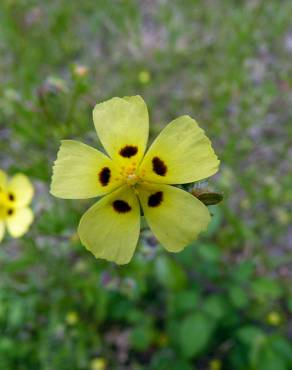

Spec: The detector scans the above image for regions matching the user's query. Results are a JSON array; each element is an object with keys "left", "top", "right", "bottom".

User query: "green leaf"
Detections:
[
  {"left": 130, "top": 325, "right": 154, "bottom": 351},
  {"left": 251, "top": 277, "right": 283, "bottom": 301},
  {"left": 237, "top": 326, "right": 265, "bottom": 346},
  {"left": 150, "top": 350, "right": 194, "bottom": 370},
  {"left": 228, "top": 285, "right": 249, "bottom": 309},
  {"left": 231, "top": 261, "right": 255, "bottom": 283},
  {"left": 286, "top": 297, "right": 292, "bottom": 313},
  {"left": 196, "top": 191, "right": 224, "bottom": 206},
  {"left": 168, "top": 290, "right": 200, "bottom": 317},
  {"left": 155, "top": 256, "right": 187, "bottom": 291},
  {"left": 270, "top": 335, "right": 292, "bottom": 362},
  {"left": 0, "top": 337, "right": 14, "bottom": 353},
  {"left": 203, "top": 294, "right": 227, "bottom": 320},
  {"left": 253, "top": 344, "right": 287, "bottom": 370},
  {"left": 179, "top": 312, "right": 215, "bottom": 358},
  {"left": 204, "top": 206, "right": 222, "bottom": 237},
  {"left": 196, "top": 243, "right": 220, "bottom": 263}
]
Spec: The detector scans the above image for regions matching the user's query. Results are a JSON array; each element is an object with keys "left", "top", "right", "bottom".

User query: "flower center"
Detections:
[
  {"left": 119, "top": 163, "right": 140, "bottom": 186},
  {"left": 126, "top": 173, "right": 138, "bottom": 186}
]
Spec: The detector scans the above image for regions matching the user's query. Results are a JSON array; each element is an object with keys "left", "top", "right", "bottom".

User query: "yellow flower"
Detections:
[
  {"left": 65, "top": 311, "right": 79, "bottom": 325},
  {"left": 267, "top": 311, "right": 281, "bottom": 326},
  {"left": 0, "top": 170, "right": 34, "bottom": 242},
  {"left": 50, "top": 96, "right": 219, "bottom": 264},
  {"left": 90, "top": 358, "right": 107, "bottom": 370},
  {"left": 209, "top": 359, "right": 222, "bottom": 370},
  {"left": 138, "top": 70, "right": 151, "bottom": 84}
]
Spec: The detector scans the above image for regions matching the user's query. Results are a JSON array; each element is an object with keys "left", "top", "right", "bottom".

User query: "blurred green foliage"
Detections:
[{"left": 0, "top": 0, "right": 291, "bottom": 369}]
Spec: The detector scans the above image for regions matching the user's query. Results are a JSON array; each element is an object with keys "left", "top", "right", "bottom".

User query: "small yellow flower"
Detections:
[
  {"left": 65, "top": 311, "right": 79, "bottom": 325},
  {"left": 209, "top": 359, "right": 222, "bottom": 370},
  {"left": 267, "top": 311, "right": 281, "bottom": 326},
  {"left": 51, "top": 96, "right": 219, "bottom": 264},
  {"left": 0, "top": 170, "right": 34, "bottom": 242},
  {"left": 138, "top": 70, "right": 151, "bottom": 84},
  {"left": 90, "top": 358, "right": 107, "bottom": 370}
]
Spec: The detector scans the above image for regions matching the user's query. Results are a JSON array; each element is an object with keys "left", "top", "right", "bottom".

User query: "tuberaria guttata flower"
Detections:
[
  {"left": 0, "top": 170, "right": 34, "bottom": 241},
  {"left": 50, "top": 96, "right": 219, "bottom": 264}
]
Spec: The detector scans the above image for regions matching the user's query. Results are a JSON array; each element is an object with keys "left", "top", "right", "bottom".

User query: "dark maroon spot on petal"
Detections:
[
  {"left": 152, "top": 157, "right": 167, "bottom": 176},
  {"left": 7, "top": 208, "right": 14, "bottom": 216},
  {"left": 113, "top": 200, "right": 132, "bottom": 213},
  {"left": 8, "top": 193, "right": 15, "bottom": 201},
  {"left": 99, "top": 167, "right": 111, "bottom": 186},
  {"left": 119, "top": 145, "right": 138, "bottom": 158},
  {"left": 148, "top": 191, "right": 163, "bottom": 207}
]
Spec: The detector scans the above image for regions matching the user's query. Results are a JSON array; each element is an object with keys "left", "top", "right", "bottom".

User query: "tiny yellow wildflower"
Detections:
[
  {"left": 138, "top": 70, "right": 151, "bottom": 84},
  {"left": 65, "top": 311, "right": 79, "bottom": 325},
  {"left": 209, "top": 359, "right": 222, "bottom": 370},
  {"left": 51, "top": 96, "right": 219, "bottom": 264},
  {"left": 0, "top": 170, "right": 34, "bottom": 242},
  {"left": 90, "top": 358, "right": 107, "bottom": 370},
  {"left": 267, "top": 311, "right": 281, "bottom": 326}
]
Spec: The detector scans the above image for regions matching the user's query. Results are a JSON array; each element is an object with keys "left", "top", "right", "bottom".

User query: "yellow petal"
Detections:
[
  {"left": 92, "top": 96, "right": 149, "bottom": 166},
  {"left": 6, "top": 207, "right": 34, "bottom": 238},
  {"left": 8, "top": 174, "right": 34, "bottom": 207},
  {"left": 78, "top": 186, "right": 140, "bottom": 264},
  {"left": 0, "top": 222, "right": 5, "bottom": 242},
  {"left": 0, "top": 169, "right": 8, "bottom": 191},
  {"left": 137, "top": 183, "right": 211, "bottom": 252},
  {"left": 51, "top": 140, "right": 123, "bottom": 199},
  {"left": 138, "top": 115, "right": 219, "bottom": 184}
]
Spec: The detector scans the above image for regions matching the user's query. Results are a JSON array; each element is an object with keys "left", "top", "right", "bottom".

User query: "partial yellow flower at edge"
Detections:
[
  {"left": 209, "top": 359, "right": 222, "bottom": 370},
  {"left": 50, "top": 95, "right": 220, "bottom": 264},
  {"left": 90, "top": 358, "right": 107, "bottom": 370},
  {"left": 0, "top": 170, "right": 34, "bottom": 242}
]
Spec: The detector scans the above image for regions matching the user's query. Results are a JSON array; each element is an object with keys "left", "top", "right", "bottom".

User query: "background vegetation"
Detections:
[{"left": 0, "top": 1, "right": 291, "bottom": 369}]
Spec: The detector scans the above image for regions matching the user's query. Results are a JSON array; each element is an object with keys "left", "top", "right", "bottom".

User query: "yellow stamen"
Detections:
[{"left": 126, "top": 173, "right": 139, "bottom": 186}]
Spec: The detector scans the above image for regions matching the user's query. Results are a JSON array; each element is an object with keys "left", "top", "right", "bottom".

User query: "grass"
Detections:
[{"left": 0, "top": 1, "right": 291, "bottom": 369}]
